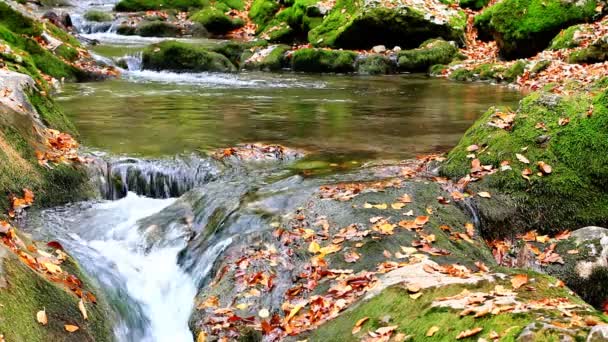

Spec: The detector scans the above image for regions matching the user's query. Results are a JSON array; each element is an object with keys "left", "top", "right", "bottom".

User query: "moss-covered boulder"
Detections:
[
  {"left": 249, "top": 0, "right": 281, "bottom": 31},
  {"left": 449, "top": 60, "right": 527, "bottom": 83},
  {"left": 475, "top": 0, "right": 603, "bottom": 59},
  {"left": 242, "top": 44, "right": 289, "bottom": 71},
  {"left": 397, "top": 39, "right": 460, "bottom": 72},
  {"left": 141, "top": 41, "right": 237, "bottom": 72},
  {"left": 190, "top": 7, "right": 244, "bottom": 35},
  {"left": 135, "top": 20, "right": 182, "bottom": 37},
  {"left": 549, "top": 24, "right": 585, "bottom": 50},
  {"left": 356, "top": 54, "right": 394, "bottom": 75},
  {"left": 441, "top": 87, "right": 608, "bottom": 235},
  {"left": 255, "top": 0, "right": 324, "bottom": 43},
  {"left": 569, "top": 37, "right": 608, "bottom": 64},
  {"left": 291, "top": 48, "right": 357, "bottom": 73},
  {"left": 308, "top": 0, "right": 466, "bottom": 49},
  {"left": 458, "top": 0, "right": 490, "bottom": 10},
  {"left": 83, "top": 10, "right": 113, "bottom": 22},
  {"left": 114, "top": 0, "right": 206, "bottom": 12}
]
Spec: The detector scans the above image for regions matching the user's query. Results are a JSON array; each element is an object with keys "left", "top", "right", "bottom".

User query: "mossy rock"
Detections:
[
  {"left": 242, "top": 44, "right": 289, "bottom": 71},
  {"left": 569, "top": 38, "right": 608, "bottom": 64},
  {"left": 441, "top": 88, "right": 608, "bottom": 235},
  {"left": 114, "top": 0, "right": 207, "bottom": 11},
  {"left": 290, "top": 48, "right": 357, "bottom": 73},
  {"left": 0, "top": 246, "right": 115, "bottom": 342},
  {"left": 459, "top": 0, "right": 490, "bottom": 10},
  {"left": 249, "top": 0, "right": 281, "bottom": 31},
  {"left": 549, "top": 24, "right": 584, "bottom": 50},
  {"left": 308, "top": 0, "right": 466, "bottom": 49},
  {"left": 135, "top": 20, "right": 182, "bottom": 37},
  {"left": 83, "top": 10, "right": 113, "bottom": 22},
  {"left": 141, "top": 40, "right": 237, "bottom": 72},
  {"left": 115, "top": 24, "right": 136, "bottom": 36},
  {"left": 210, "top": 40, "right": 268, "bottom": 68},
  {"left": 397, "top": 39, "right": 459, "bottom": 73},
  {"left": 190, "top": 7, "right": 244, "bottom": 35},
  {"left": 475, "top": 0, "right": 602, "bottom": 59},
  {"left": 256, "top": 0, "right": 322, "bottom": 43},
  {"left": 356, "top": 54, "right": 394, "bottom": 75}
]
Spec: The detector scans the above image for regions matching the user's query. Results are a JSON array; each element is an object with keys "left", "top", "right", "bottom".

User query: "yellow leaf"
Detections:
[
  {"left": 236, "top": 303, "right": 250, "bottom": 310},
  {"left": 409, "top": 292, "right": 423, "bottom": 299},
  {"left": 456, "top": 327, "right": 482, "bottom": 339},
  {"left": 426, "top": 326, "right": 439, "bottom": 337},
  {"left": 41, "top": 262, "right": 62, "bottom": 274},
  {"left": 36, "top": 309, "right": 47, "bottom": 325},
  {"left": 78, "top": 299, "right": 87, "bottom": 320},
  {"left": 391, "top": 203, "right": 405, "bottom": 210},
  {"left": 197, "top": 331, "right": 207, "bottom": 342},
  {"left": 308, "top": 241, "right": 320, "bottom": 254},
  {"left": 319, "top": 244, "right": 342, "bottom": 255},
  {"left": 351, "top": 317, "right": 369, "bottom": 334},
  {"left": 64, "top": 325, "right": 79, "bottom": 333},
  {"left": 511, "top": 274, "right": 529, "bottom": 289},
  {"left": 478, "top": 192, "right": 491, "bottom": 198}
]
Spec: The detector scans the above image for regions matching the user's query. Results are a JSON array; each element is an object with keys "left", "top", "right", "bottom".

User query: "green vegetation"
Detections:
[
  {"left": 309, "top": 0, "right": 466, "bottom": 49},
  {"left": 397, "top": 39, "right": 460, "bottom": 72},
  {"left": 549, "top": 25, "right": 582, "bottom": 50},
  {"left": 308, "top": 272, "right": 596, "bottom": 341},
  {"left": 256, "top": 0, "right": 323, "bottom": 43},
  {"left": 475, "top": 0, "right": 601, "bottom": 59},
  {"left": 136, "top": 20, "right": 181, "bottom": 37},
  {"left": 291, "top": 48, "right": 357, "bottom": 73},
  {"left": 142, "top": 40, "right": 237, "bottom": 72},
  {"left": 242, "top": 45, "right": 289, "bottom": 71},
  {"left": 190, "top": 8, "right": 244, "bottom": 35},
  {"left": 356, "top": 54, "right": 393, "bottom": 75},
  {"left": 83, "top": 10, "right": 114, "bottom": 22},
  {"left": 0, "top": 249, "right": 114, "bottom": 342},
  {"left": 459, "top": 0, "right": 490, "bottom": 10},
  {"left": 442, "top": 88, "right": 608, "bottom": 234},
  {"left": 569, "top": 39, "right": 608, "bottom": 64},
  {"left": 249, "top": 0, "right": 280, "bottom": 31},
  {"left": 114, "top": 0, "right": 207, "bottom": 11}
]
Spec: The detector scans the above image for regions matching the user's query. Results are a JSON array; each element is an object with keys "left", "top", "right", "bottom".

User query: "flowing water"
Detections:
[{"left": 23, "top": 9, "right": 523, "bottom": 341}]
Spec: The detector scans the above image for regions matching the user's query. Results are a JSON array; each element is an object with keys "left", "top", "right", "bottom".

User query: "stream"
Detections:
[{"left": 22, "top": 7, "right": 522, "bottom": 341}]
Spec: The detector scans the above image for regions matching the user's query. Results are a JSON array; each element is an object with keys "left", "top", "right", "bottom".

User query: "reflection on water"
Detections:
[{"left": 57, "top": 73, "right": 521, "bottom": 160}]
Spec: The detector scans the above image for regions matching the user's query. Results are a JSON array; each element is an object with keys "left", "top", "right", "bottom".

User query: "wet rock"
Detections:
[
  {"left": 397, "top": 39, "right": 460, "bottom": 72},
  {"left": 211, "top": 143, "right": 305, "bottom": 162},
  {"left": 291, "top": 48, "right": 357, "bottom": 73},
  {"left": 42, "top": 11, "right": 73, "bottom": 30},
  {"left": 141, "top": 40, "right": 237, "bottom": 73}
]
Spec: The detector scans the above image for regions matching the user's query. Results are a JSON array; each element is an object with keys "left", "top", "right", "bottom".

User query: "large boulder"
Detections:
[
  {"left": 475, "top": 0, "right": 604, "bottom": 59},
  {"left": 441, "top": 85, "right": 608, "bottom": 236},
  {"left": 141, "top": 41, "right": 237, "bottom": 72},
  {"left": 308, "top": 0, "right": 467, "bottom": 49}
]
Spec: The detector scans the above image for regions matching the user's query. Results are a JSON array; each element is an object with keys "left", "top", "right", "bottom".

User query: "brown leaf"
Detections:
[
  {"left": 537, "top": 161, "right": 552, "bottom": 174},
  {"left": 511, "top": 274, "right": 528, "bottom": 289},
  {"left": 414, "top": 216, "right": 429, "bottom": 226},
  {"left": 558, "top": 117, "right": 570, "bottom": 126},
  {"left": 344, "top": 251, "right": 360, "bottom": 263},
  {"left": 456, "top": 327, "right": 483, "bottom": 339}
]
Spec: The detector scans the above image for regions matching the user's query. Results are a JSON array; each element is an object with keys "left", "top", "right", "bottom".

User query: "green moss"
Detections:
[
  {"left": 307, "top": 272, "right": 596, "bottom": 341},
  {"left": 83, "top": 10, "right": 114, "bottom": 22},
  {"left": 135, "top": 20, "right": 181, "bottom": 37},
  {"left": 309, "top": 0, "right": 465, "bottom": 49},
  {"left": 54, "top": 44, "right": 78, "bottom": 62},
  {"left": 211, "top": 40, "right": 267, "bottom": 67},
  {"left": 475, "top": 0, "right": 601, "bottom": 59},
  {"left": 0, "top": 249, "right": 113, "bottom": 342},
  {"left": 502, "top": 60, "right": 526, "bottom": 82},
  {"left": 258, "top": 0, "right": 320, "bottom": 42},
  {"left": 430, "top": 64, "right": 447, "bottom": 76},
  {"left": 549, "top": 24, "right": 582, "bottom": 50},
  {"left": 249, "top": 0, "right": 280, "bottom": 31},
  {"left": 243, "top": 44, "right": 288, "bottom": 71},
  {"left": 459, "top": 0, "right": 490, "bottom": 10},
  {"left": 291, "top": 48, "right": 357, "bottom": 73},
  {"left": 569, "top": 39, "right": 608, "bottom": 64},
  {"left": 190, "top": 7, "right": 244, "bottom": 35},
  {"left": 114, "top": 0, "right": 206, "bottom": 11},
  {"left": 115, "top": 24, "right": 136, "bottom": 35},
  {"left": 530, "top": 60, "right": 551, "bottom": 74},
  {"left": 356, "top": 54, "right": 393, "bottom": 75},
  {"left": 442, "top": 89, "right": 608, "bottom": 234},
  {"left": 0, "top": 2, "right": 41, "bottom": 37},
  {"left": 449, "top": 67, "right": 474, "bottom": 81},
  {"left": 397, "top": 39, "right": 459, "bottom": 72},
  {"left": 141, "top": 40, "right": 237, "bottom": 72}
]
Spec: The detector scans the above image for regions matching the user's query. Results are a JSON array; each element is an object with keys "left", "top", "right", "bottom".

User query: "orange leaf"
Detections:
[{"left": 511, "top": 274, "right": 528, "bottom": 289}]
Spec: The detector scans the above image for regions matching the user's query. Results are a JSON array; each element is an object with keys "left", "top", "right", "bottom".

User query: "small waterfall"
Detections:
[
  {"left": 71, "top": 14, "right": 118, "bottom": 35},
  {"left": 121, "top": 52, "right": 143, "bottom": 71},
  {"left": 89, "top": 154, "right": 221, "bottom": 200}
]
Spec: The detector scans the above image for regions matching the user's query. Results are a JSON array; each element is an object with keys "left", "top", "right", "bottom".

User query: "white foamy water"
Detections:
[{"left": 58, "top": 193, "right": 197, "bottom": 342}]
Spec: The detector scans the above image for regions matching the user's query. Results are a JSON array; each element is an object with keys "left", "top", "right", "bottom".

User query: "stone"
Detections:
[
  {"left": 587, "top": 325, "right": 608, "bottom": 342},
  {"left": 372, "top": 45, "right": 387, "bottom": 53},
  {"left": 393, "top": 46, "right": 402, "bottom": 52}
]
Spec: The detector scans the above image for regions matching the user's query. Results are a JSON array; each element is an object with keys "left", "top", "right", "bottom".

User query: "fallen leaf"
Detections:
[
  {"left": 414, "top": 216, "right": 429, "bottom": 226},
  {"left": 511, "top": 274, "right": 529, "bottom": 289},
  {"left": 64, "top": 325, "right": 79, "bottom": 333},
  {"left": 78, "top": 299, "right": 87, "bottom": 320},
  {"left": 516, "top": 154, "right": 530, "bottom": 164},
  {"left": 409, "top": 292, "right": 423, "bottom": 299},
  {"left": 391, "top": 203, "right": 406, "bottom": 210},
  {"left": 258, "top": 308, "right": 269, "bottom": 318},
  {"left": 456, "top": 327, "right": 482, "bottom": 339},
  {"left": 478, "top": 192, "right": 491, "bottom": 198},
  {"left": 308, "top": 241, "right": 320, "bottom": 254},
  {"left": 558, "top": 117, "right": 570, "bottom": 126},
  {"left": 36, "top": 309, "right": 47, "bottom": 325},
  {"left": 467, "top": 145, "right": 479, "bottom": 152},
  {"left": 344, "top": 251, "right": 360, "bottom": 263},
  {"left": 352, "top": 317, "right": 369, "bottom": 334},
  {"left": 426, "top": 326, "right": 440, "bottom": 337}
]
